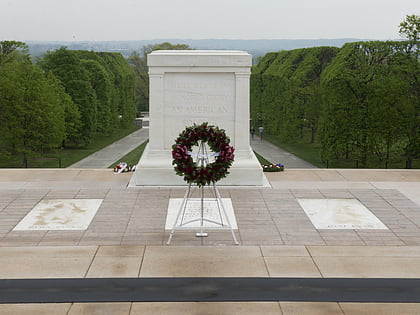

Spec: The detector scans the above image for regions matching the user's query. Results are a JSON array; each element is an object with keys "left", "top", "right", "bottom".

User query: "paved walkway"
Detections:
[
  {"left": 251, "top": 137, "right": 316, "bottom": 168},
  {"left": 1, "top": 169, "right": 420, "bottom": 313},
  {"left": 69, "top": 126, "right": 314, "bottom": 169},
  {"left": 68, "top": 128, "right": 149, "bottom": 169}
]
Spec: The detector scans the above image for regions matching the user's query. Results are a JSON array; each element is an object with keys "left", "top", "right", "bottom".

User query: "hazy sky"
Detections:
[{"left": 1, "top": 0, "right": 419, "bottom": 41}]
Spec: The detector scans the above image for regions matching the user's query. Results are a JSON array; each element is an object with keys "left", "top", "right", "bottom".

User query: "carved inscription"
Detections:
[
  {"left": 166, "top": 80, "right": 227, "bottom": 90},
  {"left": 164, "top": 73, "right": 234, "bottom": 116},
  {"left": 163, "top": 73, "right": 235, "bottom": 148}
]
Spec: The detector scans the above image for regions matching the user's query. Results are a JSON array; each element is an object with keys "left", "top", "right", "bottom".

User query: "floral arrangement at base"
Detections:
[
  {"left": 113, "top": 162, "right": 136, "bottom": 174},
  {"left": 261, "top": 163, "right": 284, "bottom": 172},
  {"left": 172, "top": 122, "right": 235, "bottom": 187}
]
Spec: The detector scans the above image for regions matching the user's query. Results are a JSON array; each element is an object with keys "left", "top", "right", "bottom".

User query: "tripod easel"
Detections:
[{"left": 166, "top": 141, "right": 239, "bottom": 245}]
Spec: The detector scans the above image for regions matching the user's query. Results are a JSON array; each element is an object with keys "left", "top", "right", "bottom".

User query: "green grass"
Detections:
[
  {"left": 264, "top": 134, "right": 324, "bottom": 167},
  {"left": 264, "top": 133, "right": 420, "bottom": 169},
  {"left": 253, "top": 151, "right": 271, "bottom": 165},
  {"left": 108, "top": 140, "right": 148, "bottom": 168},
  {"left": 0, "top": 125, "right": 141, "bottom": 168}
]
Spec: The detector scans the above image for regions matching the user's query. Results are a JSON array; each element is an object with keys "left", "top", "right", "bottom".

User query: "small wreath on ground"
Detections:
[
  {"left": 113, "top": 162, "right": 136, "bottom": 174},
  {"left": 261, "top": 163, "right": 284, "bottom": 172},
  {"left": 172, "top": 122, "right": 235, "bottom": 187}
]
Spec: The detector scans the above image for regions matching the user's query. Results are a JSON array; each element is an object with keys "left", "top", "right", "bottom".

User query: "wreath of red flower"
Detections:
[{"left": 172, "top": 122, "right": 235, "bottom": 187}]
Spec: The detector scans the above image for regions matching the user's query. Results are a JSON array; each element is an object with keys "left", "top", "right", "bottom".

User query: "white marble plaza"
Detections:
[
  {"left": 13, "top": 199, "right": 103, "bottom": 230},
  {"left": 297, "top": 199, "right": 388, "bottom": 230},
  {"left": 130, "top": 50, "right": 264, "bottom": 186},
  {"left": 165, "top": 198, "right": 238, "bottom": 230}
]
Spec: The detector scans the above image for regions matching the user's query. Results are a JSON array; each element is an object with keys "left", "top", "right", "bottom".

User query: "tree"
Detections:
[
  {"left": 0, "top": 60, "right": 66, "bottom": 163},
  {"left": 46, "top": 74, "right": 81, "bottom": 146},
  {"left": 79, "top": 58, "right": 113, "bottom": 133},
  {"left": 399, "top": 14, "right": 420, "bottom": 43},
  {"left": 98, "top": 52, "right": 136, "bottom": 128},
  {"left": 39, "top": 47, "right": 137, "bottom": 147},
  {"left": 320, "top": 41, "right": 419, "bottom": 168},
  {"left": 127, "top": 51, "right": 149, "bottom": 113},
  {"left": 398, "top": 16, "right": 420, "bottom": 167},
  {"left": 141, "top": 42, "right": 192, "bottom": 57},
  {"left": 250, "top": 47, "right": 338, "bottom": 144},
  {"left": 0, "top": 41, "right": 29, "bottom": 64},
  {"left": 39, "top": 48, "right": 99, "bottom": 145}
]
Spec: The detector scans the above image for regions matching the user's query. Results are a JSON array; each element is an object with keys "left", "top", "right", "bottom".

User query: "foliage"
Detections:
[
  {"left": 98, "top": 52, "right": 136, "bottom": 128},
  {"left": 77, "top": 54, "right": 114, "bottom": 133},
  {"left": 127, "top": 51, "right": 149, "bottom": 113},
  {"left": 38, "top": 48, "right": 136, "bottom": 145},
  {"left": 0, "top": 41, "right": 137, "bottom": 168},
  {"left": 46, "top": 73, "right": 81, "bottom": 146},
  {"left": 399, "top": 14, "right": 420, "bottom": 49},
  {"left": 261, "top": 163, "right": 284, "bottom": 172},
  {"left": 0, "top": 41, "right": 29, "bottom": 64},
  {"left": 0, "top": 60, "right": 66, "bottom": 163},
  {"left": 251, "top": 47, "right": 339, "bottom": 143},
  {"left": 320, "top": 41, "right": 419, "bottom": 168},
  {"left": 142, "top": 42, "right": 192, "bottom": 56},
  {"left": 38, "top": 48, "right": 94, "bottom": 145},
  {"left": 251, "top": 28, "right": 419, "bottom": 169}
]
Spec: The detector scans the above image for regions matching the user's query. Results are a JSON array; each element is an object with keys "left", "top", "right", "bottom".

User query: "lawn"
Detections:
[
  {"left": 264, "top": 134, "right": 324, "bottom": 167},
  {"left": 253, "top": 151, "right": 272, "bottom": 165},
  {"left": 264, "top": 133, "right": 420, "bottom": 169},
  {"left": 0, "top": 125, "right": 141, "bottom": 168},
  {"left": 108, "top": 140, "right": 148, "bottom": 169}
]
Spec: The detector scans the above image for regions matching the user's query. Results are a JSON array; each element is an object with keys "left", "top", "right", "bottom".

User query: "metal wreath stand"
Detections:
[{"left": 167, "top": 140, "right": 239, "bottom": 245}]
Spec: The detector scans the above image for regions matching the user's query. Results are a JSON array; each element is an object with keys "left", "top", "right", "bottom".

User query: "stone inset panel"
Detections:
[
  {"left": 165, "top": 198, "right": 237, "bottom": 229},
  {"left": 298, "top": 199, "right": 388, "bottom": 230},
  {"left": 13, "top": 199, "right": 103, "bottom": 230}
]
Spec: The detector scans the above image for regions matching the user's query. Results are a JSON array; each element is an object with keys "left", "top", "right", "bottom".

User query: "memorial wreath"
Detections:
[
  {"left": 172, "top": 122, "right": 235, "bottom": 187},
  {"left": 261, "top": 163, "right": 284, "bottom": 172}
]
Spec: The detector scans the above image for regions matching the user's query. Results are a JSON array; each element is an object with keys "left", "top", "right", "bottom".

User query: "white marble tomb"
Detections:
[{"left": 130, "top": 50, "right": 265, "bottom": 186}]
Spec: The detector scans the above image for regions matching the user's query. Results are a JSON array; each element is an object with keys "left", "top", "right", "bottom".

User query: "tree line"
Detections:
[
  {"left": 251, "top": 46, "right": 340, "bottom": 144},
  {"left": 0, "top": 41, "right": 136, "bottom": 164},
  {"left": 251, "top": 15, "right": 419, "bottom": 168}
]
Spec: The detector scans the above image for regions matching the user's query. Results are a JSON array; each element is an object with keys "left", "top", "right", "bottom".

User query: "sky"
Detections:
[{"left": 1, "top": 0, "right": 419, "bottom": 41}]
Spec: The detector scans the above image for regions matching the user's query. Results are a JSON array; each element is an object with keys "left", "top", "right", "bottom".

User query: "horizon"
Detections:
[
  {"left": 1, "top": 0, "right": 418, "bottom": 42},
  {"left": 23, "top": 37, "right": 384, "bottom": 43}
]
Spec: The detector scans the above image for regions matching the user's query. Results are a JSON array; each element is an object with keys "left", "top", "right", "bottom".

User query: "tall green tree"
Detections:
[
  {"left": 46, "top": 74, "right": 81, "bottom": 146},
  {"left": 320, "top": 41, "right": 419, "bottom": 168},
  {"left": 39, "top": 48, "right": 98, "bottom": 145},
  {"left": 0, "top": 60, "right": 66, "bottom": 163},
  {"left": 128, "top": 51, "right": 149, "bottom": 113},
  {"left": 250, "top": 47, "right": 338, "bottom": 143},
  {"left": 399, "top": 14, "right": 420, "bottom": 49},
  {"left": 98, "top": 52, "right": 136, "bottom": 128},
  {"left": 0, "top": 41, "right": 29, "bottom": 64},
  {"left": 79, "top": 58, "right": 113, "bottom": 133}
]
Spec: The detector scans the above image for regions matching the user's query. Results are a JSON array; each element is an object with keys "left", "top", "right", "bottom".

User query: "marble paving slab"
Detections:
[
  {"left": 165, "top": 198, "right": 237, "bottom": 230},
  {"left": 13, "top": 199, "right": 103, "bottom": 230},
  {"left": 297, "top": 199, "right": 388, "bottom": 230}
]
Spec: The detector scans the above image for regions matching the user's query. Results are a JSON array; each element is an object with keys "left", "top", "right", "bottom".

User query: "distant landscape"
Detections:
[{"left": 27, "top": 38, "right": 371, "bottom": 59}]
